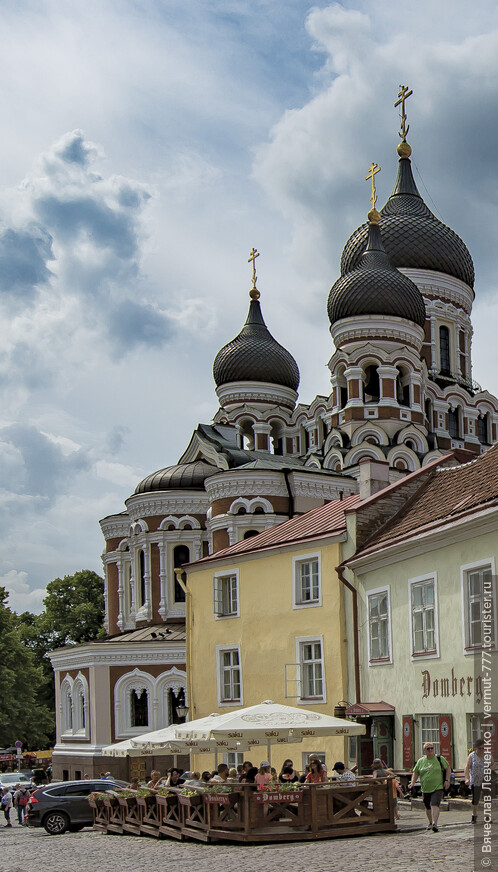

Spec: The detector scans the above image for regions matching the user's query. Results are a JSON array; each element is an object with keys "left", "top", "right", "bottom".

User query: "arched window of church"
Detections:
[
  {"left": 239, "top": 419, "right": 255, "bottom": 451},
  {"left": 173, "top": 545, "right": 189, "bottom": 603},
  {"left": 130, "top": 689, "right": 148, "bottom": 727},
  {"left": 425, "top": 398, "right": 433, "bottom": 429},
  {"left": 61, "top": 680, "right": 73, "bottom": 733},
  {"left": 243, "top": 530, "right": 259, "bottom": 540},
  {"left": 396, "top": 367, "right": 410, "bottom": 407},
  {"left": 440, "top": 326, "right": 451, "bottom": 375},
  {"left": 137, "top": 549, "right": 146, "bottom": 608},
  {"left": 448, "top": 407, "right": 460, "bottom": 438},
  {"left": 478, "top": 413, "right": 489, "bottom": 445},
  {"left": 364, "top": 365, "right": 380, "bottom": 403}
]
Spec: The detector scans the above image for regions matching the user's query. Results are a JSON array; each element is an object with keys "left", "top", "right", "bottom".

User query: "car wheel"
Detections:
[{"left": 43, "top": 811, "right": 70, "bottom": 835}]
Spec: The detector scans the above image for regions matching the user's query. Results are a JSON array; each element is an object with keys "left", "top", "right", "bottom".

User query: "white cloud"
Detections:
[{"left": 1, "top": 569, "right": 46, "bottom": 615}]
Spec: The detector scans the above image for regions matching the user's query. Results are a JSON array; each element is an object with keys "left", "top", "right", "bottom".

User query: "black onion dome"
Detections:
[
  {"left": 341, "top": 157, "right": 474, "bottom": 288},
  {"left": 134, "top": 460, "right": 219, "bottom": 494},
  {"left": 328, "top": 221, "right": 426, "bottom": 328},
  {"left": 213, "top": 298, "right": 300, "bottom": 391}
]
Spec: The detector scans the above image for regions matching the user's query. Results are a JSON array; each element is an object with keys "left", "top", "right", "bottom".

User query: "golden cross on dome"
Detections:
[
  {"left": 395, "top": 84, "right": 413, "bottom": 141},
  {"left": 248, "top": 247, "right": 260, "bottom": 298},
  {"left": 365, "top": 161, "right": 381, "bottom": 210}
]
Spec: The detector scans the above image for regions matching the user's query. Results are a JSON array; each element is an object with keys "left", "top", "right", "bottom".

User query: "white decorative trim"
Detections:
[
  {"left": 49, "top": 643, "right": 186, "bottom": 671},
  {"left": 125, "top": 492, "right": 210, "bottom": 519},
  {"left": 401, "top": 268, "right": 474, "bottom": 314},
  {"left": 227, "top": 496, "right": 273, "bottom": 515},
  {"left": 344, "top": 444, "right": 385, "bottom": 467},
  {"left": 114, "top": 666, "right": 187, "bottom": 738},
  {"left": 331, "top": 315, "right": 424, "bottom": 350},
  {"left": 100, "top": 516, "right": 130, "bottom": 540},
  {"left": 351, "top": 423, "right": 389, "bottom": 447},
  {"left": 216, "top": 380, "right": 298, "bottom": 410},
  {"left": 206, "top": 472, "right": 288, "bottom": 501}
]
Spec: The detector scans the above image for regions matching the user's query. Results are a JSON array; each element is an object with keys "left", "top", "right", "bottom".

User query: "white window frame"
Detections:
[
  {"left": 292, "top": 552, "right": 322, "bottom": 609},
  {"left": 213, "top": 569, "right": 239, "bottom": 619},
  {"left": 295, "top": 635, "right": 326, "bottom": 704},
  {"left": 408, "top": 572, "right": 439, "bottom": 660},
  {"left": 418, "top": 714, "right": 440, "bottom": 756},
  {"left": 216, "top": 645, "right": 243, "bottom": 707},
  {"left": 460, "top": 558, "right": 496, "bottom": 653},
  {"left": 367, "top": 586, "right": 392, "bottom": 665}
]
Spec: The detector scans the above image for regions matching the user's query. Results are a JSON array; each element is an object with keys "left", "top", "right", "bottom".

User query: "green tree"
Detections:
[
  {"left": 0, "top": 587, "right": 53, "bottom": 748},
  {"left": 13, "top": 570, "right": 105, "bottom": 747},
  {"left": 40, "top": 569, "right": 105, "bottom": 649}
]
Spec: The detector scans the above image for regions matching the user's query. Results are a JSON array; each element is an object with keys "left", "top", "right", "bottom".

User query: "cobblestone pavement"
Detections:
[{"left": 0, "top": 806, "right": 496, "bottom": 872}]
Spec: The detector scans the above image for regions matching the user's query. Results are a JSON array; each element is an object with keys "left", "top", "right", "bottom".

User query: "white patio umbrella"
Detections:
[
  {"left": 174, "top": 700, "right": 365, "bottom": 749},
  {"left": 102, "top": 738, "right": 153, "bottom": 757}
]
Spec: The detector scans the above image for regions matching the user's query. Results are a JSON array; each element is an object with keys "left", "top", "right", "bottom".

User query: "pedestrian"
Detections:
[
  {"left": 464, "top": 738, "right": 495, "bottom": 824},
  {"left": 331, "top": 761, "right": 355, "bottom": 782},
  {"left": 13, "top": 784, "right": 30, "bottom": 825},
  {"left": 1, "top": 787, "right": 12, "bottom": 827},
  {"left": 408, "top": 742, "right": 450, "bottom": 832},
  {"left": 129, "top": 778, "right": 140, "bottom": 790}
]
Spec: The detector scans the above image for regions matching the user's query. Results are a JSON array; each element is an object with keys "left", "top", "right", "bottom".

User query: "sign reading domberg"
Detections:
[{"left": 421, "top": 668, "right": 483, "bottom": 703}]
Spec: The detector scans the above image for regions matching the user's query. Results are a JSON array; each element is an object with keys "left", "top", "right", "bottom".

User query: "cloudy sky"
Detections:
[{"left": 2, "top": 0, "right": 498, "bottom": 613}]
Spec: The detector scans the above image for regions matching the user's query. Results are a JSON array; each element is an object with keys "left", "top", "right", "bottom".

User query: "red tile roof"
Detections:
[
  {"left": 190, "top": 493, "right": 361, "bottom": 565},
  {"left": 354, "top": 441, "right": 498, "bottom": 557}
]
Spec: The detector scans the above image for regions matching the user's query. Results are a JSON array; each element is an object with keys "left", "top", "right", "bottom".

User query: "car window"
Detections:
[
  {"left": 63, "top": 784, "right": 96, "bottom": 797},
  {"left": 43, "top": 786, "right": 69, "bottom": 797}
]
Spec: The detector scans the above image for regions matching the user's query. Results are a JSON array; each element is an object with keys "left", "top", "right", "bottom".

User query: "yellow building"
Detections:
[{"left": 185, "top": 493, "right": 359, "bottom": 775}]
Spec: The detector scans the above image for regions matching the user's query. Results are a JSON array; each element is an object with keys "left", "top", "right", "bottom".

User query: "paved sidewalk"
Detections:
[{"left": 0, "top": 804, "right": 495, "bottom": 872}]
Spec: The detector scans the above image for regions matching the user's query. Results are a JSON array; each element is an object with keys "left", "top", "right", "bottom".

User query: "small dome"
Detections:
[
  {"left": 134, "top": 460, "right": 219, "bottom": 494},
  {"left": 341, "top": 157, "right": 474, "bottom": 288},
  {"left": 213, "top": 297, "right": 300, "bottom": 391},
  {"left": 328, "top": 221, "right": 426, "bottom": 328}
]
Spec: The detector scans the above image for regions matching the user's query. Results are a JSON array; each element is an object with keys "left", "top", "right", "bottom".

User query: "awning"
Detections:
[{"left": 345, "top": 701, "right": 395, "bottom": 716}]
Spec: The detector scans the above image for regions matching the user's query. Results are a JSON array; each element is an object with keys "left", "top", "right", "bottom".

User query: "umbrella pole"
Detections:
[{"left": 267, "top": 742, "right": 271, "bottom": 766}]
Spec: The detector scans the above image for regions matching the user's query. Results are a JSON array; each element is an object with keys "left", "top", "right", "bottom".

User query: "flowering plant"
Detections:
[
  {"left": 204, "top": 784, "right": 232, "bottom": 794},
  {"left": 87, "top": 792, "right": 109, "bottom": 803}
]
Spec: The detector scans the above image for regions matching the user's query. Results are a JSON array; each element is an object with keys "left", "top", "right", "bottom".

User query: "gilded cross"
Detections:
[
  {"left": 248, "top": 247, "right": 260, "bottom": 289},
  {"left": 394, "top": 84, "right": 413, "bottom": 141},
  {"left": 365, "top": 162, "right": 381, "bottom": 210}
]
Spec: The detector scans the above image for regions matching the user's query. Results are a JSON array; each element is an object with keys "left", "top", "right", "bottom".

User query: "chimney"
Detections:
[{"left": 359, "top": 458, "right": 390, "bottom": 500}]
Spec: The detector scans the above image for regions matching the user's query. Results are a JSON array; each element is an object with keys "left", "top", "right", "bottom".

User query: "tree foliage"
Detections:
[
  {"left": 0, "top": 588, "right": 53, "bottom": 748},
  {"left": 10, "top": 570, "right": 105, "bottom": 749}
]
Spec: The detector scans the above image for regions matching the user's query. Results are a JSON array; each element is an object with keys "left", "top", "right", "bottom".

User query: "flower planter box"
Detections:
[
  {"left": 179, "top": 793, "right": 203, "bottom": 806},
  {"left": 136, "top": 795, "right": 156, "bottom": 808}
]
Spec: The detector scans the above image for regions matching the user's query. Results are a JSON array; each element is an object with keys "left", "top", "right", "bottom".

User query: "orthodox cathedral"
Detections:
[{"left": 50, "top": 90, "right": 498, "bottom": 780}]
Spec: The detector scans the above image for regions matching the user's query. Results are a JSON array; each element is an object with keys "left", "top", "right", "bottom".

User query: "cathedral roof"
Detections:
[
  {"left": 134, "top": 460, "right": 219, "bottom": 494},
  {"left": 213, "top": 296, "right": 300, "bottom": 392},
  {"left": 340, "top": 155, "right": 474, "bottom": 288},
  {"left": 328, "top": 219, "right": 426, "bottom": 328}
]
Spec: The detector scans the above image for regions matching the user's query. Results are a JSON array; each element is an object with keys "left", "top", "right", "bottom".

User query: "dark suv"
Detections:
[{"left": 26, "top": 778, "right": 127, "bottom": 834}]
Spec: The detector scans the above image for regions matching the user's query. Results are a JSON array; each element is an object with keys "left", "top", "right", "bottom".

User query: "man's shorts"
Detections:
[
  {"left": 471, "top": 785, "right": 482, "bottom": 804},
  {"left": 423, "top": 789, "right": 443, "bottom": 808}
]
